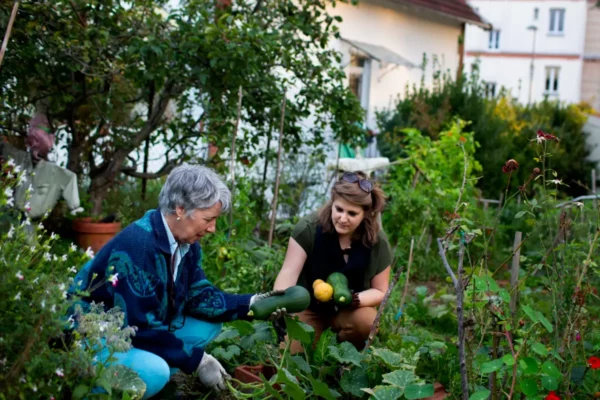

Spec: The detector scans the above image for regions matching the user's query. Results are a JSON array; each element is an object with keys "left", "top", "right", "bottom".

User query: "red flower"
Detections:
[
  {"left": 537, "top": 130, "right": 559, "bottom": 142},
  {"left": 588, "top": 356, "right": 600, "bottom": 369},
  {"left": 502, "top": 159, "right": 519, "bottom": 173},
  {"left": 545, "top": 391, "right": 560, "bottom": 400}
]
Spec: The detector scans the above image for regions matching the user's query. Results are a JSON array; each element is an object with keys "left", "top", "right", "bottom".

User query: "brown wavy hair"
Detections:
[{"left": 318, "top": 171, "right": 386, "bottom": 247}]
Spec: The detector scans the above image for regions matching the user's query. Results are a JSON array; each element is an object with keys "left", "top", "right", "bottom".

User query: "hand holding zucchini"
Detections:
[
  {"left": 248, "top": 286, "right": 310, "bottom": 320},
  {"left": 327, "top": 272, "right": 352, "bottom": 306}
]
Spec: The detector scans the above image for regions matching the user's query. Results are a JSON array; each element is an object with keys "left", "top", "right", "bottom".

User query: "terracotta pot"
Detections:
[
  {"left": 72, "top": 217, "right": 121, "bottom": 253},
  {"left": 234, "top": 365, "right": 279, "bottom": 388},
  {"left": 424, "top": 383, "right": 448, "bottom": 400}
]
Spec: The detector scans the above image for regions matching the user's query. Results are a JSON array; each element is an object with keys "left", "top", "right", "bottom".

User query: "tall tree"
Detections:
[{"left": 0, "top": 0, "right": 364, "bottom": 215}]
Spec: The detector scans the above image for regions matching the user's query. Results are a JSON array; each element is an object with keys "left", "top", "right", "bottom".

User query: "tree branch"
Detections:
[{"left": 120, "top": 159, "right": 178, "bottom": 179}]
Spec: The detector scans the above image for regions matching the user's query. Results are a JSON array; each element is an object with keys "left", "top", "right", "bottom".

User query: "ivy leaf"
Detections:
[
  {"left": 469, "top": 390, "right": 491, "bottom": 400},
  {"left": 341, "top": 366, "right": 369, "bottom": 397},
  {"left": 309, "top": 375, "right": 340, "bottom": 399},
  {"left": 531, "top": 342, "right": 548, "bottom": 357},
  {"left": 314, "top": 328, "right": 336, "bottom": 365},
  {"left": 541, "top": 361, "right": 562, "bottom": 378},
  {"left": 291, "top": 355, "right": 311, "bottom": 374},
  {"left": 520, "top": 378, "right": 539, "bottom": 396},
  {"left": 481, "top": 358, "right": 504, "bottom": 374},
  {"left": 285, "top": 315, "right": 314, "bottom": 346},
  {"left": 404, "top": 384, "right": 435, "bottom": 399},
  {"left": 361, "top": 385, "right": 403, "bottom": 400},
  {"left": 382, "top": 370, "right": 416, "bottom": 391},
  {"left": 328, "top": 342, "right": 363, "bottom": 367},
  {"left": 542, "top": 375, "right": 559, "bottom": 391},
  {"left": 212, "top": 345, "right": 241, "bottom": 361}
]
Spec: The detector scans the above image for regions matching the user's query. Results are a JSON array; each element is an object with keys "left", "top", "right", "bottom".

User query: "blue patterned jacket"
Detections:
[{"left": 74, "top": 209, "right": 253, "bottom": 373}]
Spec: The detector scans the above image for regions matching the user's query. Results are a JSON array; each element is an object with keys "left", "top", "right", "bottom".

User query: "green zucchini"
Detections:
[
  {"left": 248, "top": 286, "right": 310, "bottom": 319},
  {"left": 327, "top": 272, "right": 352, "bottom": 306}
]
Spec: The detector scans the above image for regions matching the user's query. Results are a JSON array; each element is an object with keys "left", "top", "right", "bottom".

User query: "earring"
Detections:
[{"left": 177, "top": 217, "right": 181, "bottom": 221}]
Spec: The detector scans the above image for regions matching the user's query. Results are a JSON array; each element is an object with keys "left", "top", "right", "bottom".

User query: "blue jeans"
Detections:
[{"left": 99, "top": 316, "right": 222, "bottom": 399}]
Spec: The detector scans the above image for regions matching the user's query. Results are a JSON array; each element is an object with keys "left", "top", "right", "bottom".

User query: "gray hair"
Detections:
[{"left": 159, "top": 164, "right": 231, "bottom": 216}]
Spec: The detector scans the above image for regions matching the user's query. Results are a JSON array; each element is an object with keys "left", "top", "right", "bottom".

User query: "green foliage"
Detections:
[
  {"left": 0, "top": 0, "right": 364, "bottom": 215},
  {"left": 377, "top": 64, "right": 596, "bottom": 199},
  {"left": 0, "top": 161, "right": 143, "bottom": 399}
]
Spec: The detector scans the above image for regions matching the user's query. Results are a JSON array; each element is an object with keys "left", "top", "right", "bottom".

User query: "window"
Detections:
[
  {"left": 488, "top": 30, "right": 500, "bottom": 49},
  {"left": 484, "top": 82, "right": 497, "bottom": 98},
  {"left": 348, "top": 52, "right": 371, "bottom": 109},
  {"left": 545, "top": 67, "right": 560, "bottom": 94},
  {"left": 549, "top": 9, "right": 565, "bottom": 34},
  {"left": 534, "top": 7, "right": 539, "bottom": 20}
]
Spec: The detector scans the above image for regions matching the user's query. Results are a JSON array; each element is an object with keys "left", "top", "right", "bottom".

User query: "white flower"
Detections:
[
  {"left": 4, "top": 187, "right": 13, "bottom": 198},
  {"left": 15, "top": 271, "right": 24, "bottom": 280},
  {"left": 108, "top": 273, "right": 119, "bottom": 287},
  {"left": 99, "top": 322, "right": 108, "bottom": 332},
  {"left": 37, "top": 222, "right": 44, "bottom": 230},
  {"left": 69, "top": 243, "right": 77, "bottom": 253},
  {"left": 536, "top": 135, "right": 546, "bottom": 144},
  {"left": 58, "top": 283, "right": 65, "bottom": 291},
  {"left": 548, "top": 179, "right": 564, "bottom": 185},
  {"left": 50, "top": 232, "right": 57, "bottom": 240},
  {"left": 19, "top": 376, "right": 25, "bottom": 383},
  {"left": 22, "top": 218, "right": 30, "bottom": 226},
  {"left": 575, "top": 202, "right": 584, "bottom": 208},
  {"left": 30, "top": 246, "right": 36, "bottom": 252},
  {"left": 14, "top": 292, "right": 21, "bottom": 300},
  {"left": 74, "top": 340, "right": 82, "bottom": 348},
  {"left": 69, "top": 266, "right": 77, "bottom": 274},
  {"left": 32, "top": 385, "right": 37, "bottom": 392},
  {"left": 6, "top": 197, "right": 13, "bottom": 207},
  {"left": 61, "top": 254, "right": 67, "bottom": 262},
  {"left": 32, "top": 277, "right": 39, "bottom": 284},
  {"left": 7, "top": 225, "right": 14, "bottom": 239},
  {"left": 6, "top": 172, "right": 13, "bottom": 179},
  {"left": 50, "top": 305, "right": 56, "bottom": 313},
  {"left": 25, "top": 184, "right": 33, "bottom": 194},
  {"left": 13, "top": 165, "right": 21, "bottom": 174},
  {"left": 43, "top": 253, "right": 51, "bottom": 261},
  {"left": 6, "top": 158, "right": 15, "bottom": 167},
  {"left": 40, "top": 300, "right": 45, "bottom": 309},
  {"left": 62, "top": 290, "right": 68, "bottom": 299},
  {"left": 18, "top": 173, "right": 27, "bottom": 185},
  {"left": 52, "top": 254, "right": 58, "bottom": 261},
  {"left": 55, "top": 368, "right": 64, "bottom": 378},
  {"left": 85, "top": 247, "right": 94, "bottom": 259}
]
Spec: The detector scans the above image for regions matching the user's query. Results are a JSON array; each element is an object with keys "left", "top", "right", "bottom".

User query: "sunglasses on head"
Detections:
[{"left": 340, "top": 172, "right": 373, "bottom": 193}]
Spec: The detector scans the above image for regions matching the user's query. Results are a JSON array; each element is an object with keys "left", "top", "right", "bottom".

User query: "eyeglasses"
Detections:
[{"left": 340, "top": 172, "right": 373, "bottom": 193}]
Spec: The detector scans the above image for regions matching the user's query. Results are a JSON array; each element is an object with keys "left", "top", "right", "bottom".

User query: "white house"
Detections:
[
  {"left": 464, "top": 0, "right": 588, "bottom": 104},
  {"left": 329, "top": 0, "right": 489, "bottom": 139}
]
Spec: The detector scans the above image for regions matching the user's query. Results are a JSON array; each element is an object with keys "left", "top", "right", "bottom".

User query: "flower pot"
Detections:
[
  {"left": 72, "top": 217, "right": 121, "bottom": 253},
  {"left": 424, "top": 383, "right": 447, "bottom": 400},
  {"left": 234, "top": 365, "right": 279, "bottom": 388}
]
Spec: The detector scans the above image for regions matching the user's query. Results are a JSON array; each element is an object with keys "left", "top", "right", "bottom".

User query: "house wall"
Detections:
[
  {"left": 582, "top": 2, "right": 600, "bottom": 111},
  {"left": 464, "top": 0, "right": 587, "bottom": 104},
  {"left": 328, "top": 0, "right": 463, "bottom": 130}
]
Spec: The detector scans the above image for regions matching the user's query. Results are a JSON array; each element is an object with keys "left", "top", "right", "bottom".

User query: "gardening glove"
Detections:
[
  {"left": 272, "top": 316, "right": 287, "bottom": 344},
  {"left": 196, "top": 353, "right": 231, "bottom": 392},
  {"left": 249, "top": 289, "right": 287, "bottom": 321}
]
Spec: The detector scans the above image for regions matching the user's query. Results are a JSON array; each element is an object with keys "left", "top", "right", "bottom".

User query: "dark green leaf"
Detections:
[
  {"left": 469, "top": 390, "right": 491, "bottom": 400},
  {"left": 522, "top": 305, "right": 538, "bottom": 323},
  {"left": 231, "top": 320, "right": 255, "bottom": 336},
  {"left": 481, "top": 358, "right": 504, "bottom": 374},
  {"left": 362, "top": 385, "right": 403, "bottom": 400},
  {"left": 213, "top": 328, "right": 239, "bottom": 343},
  {"left": 520, "top": 378, "right": 538, "bottom": 396},
  {"left": 285, "top": 315, "right": 314, "bottom": 346},
  {"left": 541, "top": 361, "right": 562, "bottom": 378},
  {"left": 291, "top": 355, "right": 311, "bottom": 374},
  {"left": 309, "top": 375, "right": 340, "bottom": 399},
  {"left": 542, "top": 375, "right": 559, "bottom": 391},
  {"left": 519, "top": 357, "right": 539, "bottom": 374},
  {"left": 71, "top": 384, "right": 89, "bottom": 400},
  {"left": 276, "top": 368, "right": 305, "bottom": 400},
  {"left": 404, "top": 384, "right": 435, "bottom": 399},
  {"left": 341, "top": 366, "right": 369, "bottom": 397},
  {"left": 382, "top": 370, "right": 416, "bottom": 390},
  {"left": 328, "top": 342, "right": 363, "bottom": 367},
  {"left": 531, "top": 342, "right": 548, "bottom": 357},
  {"left": 314, "top": 328, "right": 336, "bottom": 364},
  {"left": 537, "top": 313, "right": 553, "bottom": 333},
  {"left": 212, "top": 345, "right": 241, "bottom": 361},
  {"left": 372, "top": 348, "right": 412, "bottom": 369},
  {"left": 260, "top": 374, "right": 284, "bottom": 400},
  {"left": 502, "top": 354, "right": 515, "bottom": 366}
]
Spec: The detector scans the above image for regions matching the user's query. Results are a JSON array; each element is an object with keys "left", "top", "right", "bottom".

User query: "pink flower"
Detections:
[
  {"left": 15, "top": 271, "right": 23, "bottom": 280},
  {"left": 55, "top": 368, "right": 64, "bottom": 378},
  {"left": 108, "top": 273, "right": 119, "bottom": 287}
]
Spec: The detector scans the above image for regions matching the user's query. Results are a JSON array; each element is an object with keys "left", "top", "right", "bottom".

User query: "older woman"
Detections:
[
  {"left": 273, "top": 171, "right": 391, "bottom": 352},
  {"left": 73, "top": 165, "right": 284, "bottom": 398}
]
